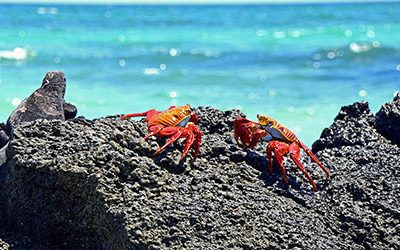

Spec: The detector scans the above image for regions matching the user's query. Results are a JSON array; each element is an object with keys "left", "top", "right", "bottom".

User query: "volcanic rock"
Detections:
[
  {"left": 375, "top": 92, "right": 400, "bottom": 145},
  {"left": 0, "top": 123, "right": 8, "bottom": 148},
  {"left": 0, "top": 100, "right": 399, "bottom": 249},
  {"left": 312, "top": 101, "right": 400, "bottom": 249},
  {"left": 6, "top": 71, "right": 77, "bottom": 134},
  {"left": 63, "top": 102, "right": 78, "bottom": 120},
  {"left": 0, "top": 131, "right": 8, "bottom": 149},
  {"left": 0, "top": 122, "right": 8, "bottom": 167}
]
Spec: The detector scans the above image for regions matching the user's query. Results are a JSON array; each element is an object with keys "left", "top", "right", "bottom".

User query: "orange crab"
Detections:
[
  {"left": 234, "top": 115, "right": 330, "bottom": 191},
  {"left": 121, "top": 104, "right": 201, "bottom": 160}
]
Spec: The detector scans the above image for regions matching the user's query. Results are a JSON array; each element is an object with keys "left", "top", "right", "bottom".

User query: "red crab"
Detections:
[
  {"left": 234, "top": 115, "right": 330, "bottom": 191},
  {"left": 121, "top": 104, "right": 201, "bottom": 160}
]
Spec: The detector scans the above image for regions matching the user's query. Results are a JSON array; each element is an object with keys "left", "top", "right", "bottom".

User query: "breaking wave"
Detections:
[{"left": 0, "top": 47, "right": 37, "bottom": 61}]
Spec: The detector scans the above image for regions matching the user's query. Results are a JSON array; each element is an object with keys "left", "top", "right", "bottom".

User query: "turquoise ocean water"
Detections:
[{"left": 0, "top": 3, "right": 399, "bottom": 144}]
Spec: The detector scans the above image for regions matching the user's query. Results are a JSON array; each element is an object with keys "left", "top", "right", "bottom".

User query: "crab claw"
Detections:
[
  {"left": 189, "top": 111, "right": 199, "bottom": 125},
  {"left": 153, "top": 122, "right": 201, "bottom": 160},
  {"left": 234, "top": 117, "right": 268, "bottom": 148}
]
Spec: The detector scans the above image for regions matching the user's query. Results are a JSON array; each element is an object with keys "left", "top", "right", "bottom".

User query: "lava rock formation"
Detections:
[{"left": 0, "top": 72, "right": 398, "bottom": 249}]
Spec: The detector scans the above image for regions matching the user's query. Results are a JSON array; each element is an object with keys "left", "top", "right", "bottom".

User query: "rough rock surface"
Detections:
[
  {"left": 0, "top": 224, "right": 37, "bottom": 250},
  {"left": 0, "top": 123, "right": 8, "bottom": 167},
  {"left": 312, "top": 101, "right": 400, "bottom": 249},
  {"left": 6, "top": 71, "right": 77, "bottom": 134},
  {"left": 0, "top": 123, "right": 7, "bottom": 148},
  {"left": 0, "top": 100, "right": 399, "bottom": 249},
  {"left": 375, "top": 92, "right": 400, "bottom": 145},
  {"left": 63, "top": 102, "right": 78, "bottom": 120}
]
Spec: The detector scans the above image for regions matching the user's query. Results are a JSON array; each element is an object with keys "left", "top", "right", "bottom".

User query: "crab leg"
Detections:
[
  {"left": 289, "top": 154, "right": 318, "bottom": 191},
  {"left": 143, "top": 125, "right": 163, "bottom": 140},
  {"left": 267, "top": 141, "right": 289, "bottom": 186},
  {"left": 121, "top": 109, "right": 159, "bottom": 120},
  {"left": 266, "top": 143, "right": 274, "bottom": 174},
  {"left": 288, "top": 143, "right": 318, "bottom": 191},
  {"left": 271, "top": 148, "right": 289, "bottom": 186},
  {"left": 234, "top": 118, "right": 253, "bottom": 146},
  {"left": 153, "top": 128, "right": 183, "bottom": 156},
  {"left": 248, "top": 129, "right": 268, "bottom": 148},
  {"left": 194, "top": 130, "right": 201, "bottom": 157},
  {"left": 181, "top": 132, "right": 195, "bottom": 160},
  {"left": 297, "top": 140, "right": 330, "bottom": 177}
]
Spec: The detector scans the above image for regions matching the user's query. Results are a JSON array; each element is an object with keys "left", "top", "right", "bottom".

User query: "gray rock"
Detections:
[
  {"left": 0, "top": 102, "right": 399, "bottom": 249},
  {"left": 0, "top": 131, "right": 8, "bottom": 149},
  {"left": 0, "top": 143, "right": 7, "bottom": 167},
  {"left": 312, "top": 101, "right": 377, "bottom": 151},
  {"left": 312, "top": 101, "right": 400, "bottom": 249},
  {"left": 64, "top": 102, "right": 78, "bottom": 120},
  {"left": 6, "top": 71, "right": 77, "bottom": 134},
  {"left": 375, "top": 92, "right": 400, "bottom": 145},
  {"left": 0, "top": 123, "right": 7, "bottom": 149},
  {"left": 0, "top": 224, "right": 38, "bottom": 250}
]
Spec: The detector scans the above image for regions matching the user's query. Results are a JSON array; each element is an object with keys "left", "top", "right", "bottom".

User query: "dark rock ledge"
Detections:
[{"left": 0, "top": 72, "right": 399, "bottom": 249}]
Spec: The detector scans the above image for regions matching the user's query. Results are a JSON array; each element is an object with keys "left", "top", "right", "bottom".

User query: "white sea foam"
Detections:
[
  {"left": 349, "top": 42, "right": 371, "bottom": 54},
  {"left": 143, "top": 68, "right": 160, "bottom": 75},
  {"left": 0, "top": 47, "right": 28, "bottom": 60},
  {"left": 37, "top": 7, "right": 58, "bottom": 15},
  {"left": 169, "top": 48, "right": 179, "bottom": 57}
]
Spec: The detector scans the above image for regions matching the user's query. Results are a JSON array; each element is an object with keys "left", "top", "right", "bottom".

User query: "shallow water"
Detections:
[{"left": 0, "top": 3, "right": 399, "bottom": 144}]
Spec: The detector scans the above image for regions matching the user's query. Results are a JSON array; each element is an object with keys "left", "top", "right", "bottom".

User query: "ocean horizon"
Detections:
[{"left": 0, "top": 2, "right": 399, "bottom": 144}]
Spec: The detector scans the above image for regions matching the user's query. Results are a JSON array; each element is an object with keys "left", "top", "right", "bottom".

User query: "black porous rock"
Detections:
[
  {"left": 63, "top": 102, "right": 78, "bottom": 120},
  {"left": 195, "top": 106, "right": 244, "bottom": 134},
  {"left": 1, "top": 108, "right": 337, "bottom": 249},
  {"left": 0, "top": 144, "right": 6, "bottom": 168},
  {"left": 0, "top": 99, "right": 399, "bottom": 249},
  {"left": 0, "top": 123, "right": 7, "bottom": 148},
  {"left": 0, "top": 223, "right": 38, "bottom": 249},
  {"left": 0, "top": 123, "right": 8, "bottom": 167},
  {"left": 312, "top": 101, "right": 377, "bottom": 151},
  {"left": 0, "top": 131, "right": 8, "bottom": 149},
  {"left": 311, "top": 100, "right": 400, "bottom": 249},
  {"left": 0, "top": 131, "right": 8, "bottom": 151},
  {"left": 6, "top": 71, "right": 77, "bottom": 134},
  {"left": 375, "top": 92, "right": 400, "bottom": 145}
]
